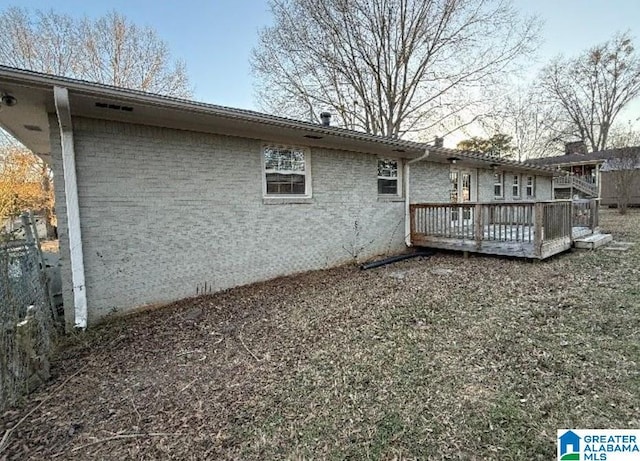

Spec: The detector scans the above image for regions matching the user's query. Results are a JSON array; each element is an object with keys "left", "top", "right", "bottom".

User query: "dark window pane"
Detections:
[
  {"left": 378, "top": 178, "right": 397, "bottom": 195},
  {"left": 266, "top": 173, "right": 305, "bottom": 195}
]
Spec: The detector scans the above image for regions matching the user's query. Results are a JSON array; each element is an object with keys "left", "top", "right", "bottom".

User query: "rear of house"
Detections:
[
  {"left": 49, "top": 117, "right": 412, "bottom": 326},
  {"left": 0, "top": 66, "right": 557, "bottom": 329}
]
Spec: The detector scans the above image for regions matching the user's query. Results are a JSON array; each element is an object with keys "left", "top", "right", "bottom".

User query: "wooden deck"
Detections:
[{"left": 410, "top": 200, "right": 599, "bottom": 259}]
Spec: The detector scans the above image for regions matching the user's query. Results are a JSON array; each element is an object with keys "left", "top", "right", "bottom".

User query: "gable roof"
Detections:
[
  {"left": 527, "top": 147, "right": 640, "bottom": 167},
  {"left": 0, "top": 65, "right": 554, "bottom": 175}
]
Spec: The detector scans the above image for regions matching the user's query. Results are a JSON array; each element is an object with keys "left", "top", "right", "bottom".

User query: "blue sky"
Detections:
[{"left": 2, "top": 0, "right": 640, "bottom": 124}]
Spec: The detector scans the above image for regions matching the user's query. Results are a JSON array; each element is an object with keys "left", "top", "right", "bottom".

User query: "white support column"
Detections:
[
  {"left": 405, "top": 149, "right": 430, "bottom": 246},
  {"left": 54, "top": 86, "right": 87, "bottom": 329}
]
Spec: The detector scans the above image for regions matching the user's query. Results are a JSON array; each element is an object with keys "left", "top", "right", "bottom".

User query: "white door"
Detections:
[{"left": 450, "top": 169, "right": 476, "bottom": 222}]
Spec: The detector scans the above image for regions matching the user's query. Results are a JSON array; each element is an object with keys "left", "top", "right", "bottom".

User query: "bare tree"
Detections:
[
  {"left": 540, "top": 32, "right": 640, "bottom": 152},
  {"left": 77, "top": 12, "right": 190, "bottom": 97},
  {"left": 252, "top": 0, "right": 540, "bottom": 138},
  {"left": 607, "top": 122, "right": 640, "bottom": 149},
  {"left": 0, "top": 7, "right": 191, "bottom": 97},
  {"left": 0, "top": 146, "right": 53, "bottom": 226},
  {"left": 483, "top": 86, "right": 567, "bottom": 161},
  {"left": 457, "top": 134, "right": 514, "bottom": 159}
]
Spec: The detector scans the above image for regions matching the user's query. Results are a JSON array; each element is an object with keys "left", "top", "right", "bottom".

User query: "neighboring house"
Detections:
[
  {"left": 528, "top": 142, "right": 639, "bottom": 202},
  {"left": 0, "top": 66, "right": 558, "bottom": 329},
  {"left": 600, "top": 149, "right": 640, "bottom": 208}
]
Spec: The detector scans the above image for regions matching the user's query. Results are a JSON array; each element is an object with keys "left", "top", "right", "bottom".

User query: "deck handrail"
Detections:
[
  {"left": 571, "top": 198, "right": 599, "bottom": 230},
  {"left": 554, "top": 175, "right": 598, "bottom": 196},
  {"left": 410, "top": 200, "right": 577, "bottom": 258}
]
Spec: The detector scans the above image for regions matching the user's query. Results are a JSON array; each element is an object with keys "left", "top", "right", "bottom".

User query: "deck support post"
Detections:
[
  {"left": 474, "top": 203, "right": 483, "bottom": 250},
  {"left": 590, "top": 199, "right": 598, "bottom": 230},
  {"left": 533, "top": 202, "right": 544, "bottom": 258}
]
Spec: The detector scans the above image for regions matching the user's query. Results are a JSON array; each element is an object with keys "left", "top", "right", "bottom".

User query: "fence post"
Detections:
[
  {"left": 20, "top": 212, "right": 34, "bottom": 244},
  {"left": 590, "top": 199, "right": 598, "bottom": 230}
]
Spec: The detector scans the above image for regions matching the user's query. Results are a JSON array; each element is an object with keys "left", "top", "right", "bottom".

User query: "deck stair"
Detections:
[
  {"left": 573, "top": 232, "right": 613, "bottom": 250},
  {"left": 554, "top": 175, "right": 598, "bottom": 197}
]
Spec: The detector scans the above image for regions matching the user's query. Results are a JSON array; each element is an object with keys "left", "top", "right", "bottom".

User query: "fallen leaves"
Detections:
[{"left": 0, "top": 209, "right": 638, "bottom": 459}]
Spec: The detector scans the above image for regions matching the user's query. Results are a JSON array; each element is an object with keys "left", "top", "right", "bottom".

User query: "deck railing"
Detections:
[
  {"left": 571, "top": 198, "right": 599, "bottom": 230},
  {"left": 410, "top": 201, "right": 579, "bottom": 258},
  {"left": 554, "top": 175, "right": 598, "bottom": 197}
]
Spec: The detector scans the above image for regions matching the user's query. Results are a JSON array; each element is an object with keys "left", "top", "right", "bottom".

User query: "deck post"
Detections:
[
  {"left": 409, "top": 204, "right": 416, "bottom": 245},
  {"left": 474, "top": 203, "right": 483, "bottom": 250},
  {"left": 569, "top": 199, "right": 574, "bottom": 235},
  {"left": 533, "top": 202, "right": 544, "bottom": 258},
  {"left": 590, "top": 199, "right": 598, "bottom": 230}
]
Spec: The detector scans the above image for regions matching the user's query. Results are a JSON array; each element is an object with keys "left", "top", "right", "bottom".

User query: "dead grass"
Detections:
[{"left": 1, "top": 208, "right": 639, "bottom": 460}]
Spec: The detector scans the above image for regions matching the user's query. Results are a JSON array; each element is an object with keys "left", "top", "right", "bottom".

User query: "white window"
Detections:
[
  {"left": 512, "top": 174, "right": 520, "bottom": 197},
  {"left": 493, "top": 172, "right": 503, "bottom": 198},
  {"left": 525, "top": 176, "right": 535, "bottom": 198},
  {"left": 378, "top": 159, "right": 401, "bottom": 196},
  {"left": 449, "top": 170, "right": 459, "bottom": 202},
  {"left": 263, "top": 145, "right": 311, "bottom": 196}
]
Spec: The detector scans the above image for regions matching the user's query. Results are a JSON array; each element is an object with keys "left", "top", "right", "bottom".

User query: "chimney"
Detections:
[
  {"left": 564, "top": 141, "right": 587, "bottom": 155},
  {"left": 320, "top": 112, "right": 331, "bottom": 127},
  {"left": 434, "top": 136, "right": 444, "bottom": 148}
]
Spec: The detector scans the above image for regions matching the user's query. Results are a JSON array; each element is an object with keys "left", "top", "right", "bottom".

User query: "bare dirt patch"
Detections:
[{"left": 1, "top": 209, "right": 639, "bottom": 459}]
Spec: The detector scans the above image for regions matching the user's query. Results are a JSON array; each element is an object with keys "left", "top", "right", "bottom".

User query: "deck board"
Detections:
[{"left": 412, "top": 224, "right": 588, "bottom": 259}]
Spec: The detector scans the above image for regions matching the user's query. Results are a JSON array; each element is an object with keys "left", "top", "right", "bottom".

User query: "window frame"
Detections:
[
  {"left": 525, "top": 175, "right": 535, "bottom": 198},
  {"left": 377, "top": 158, "right": 402, "bottom": 197},
  {"left": 512, "top": 174, "right": 520, "bottom": 198},
  {"left": 262, "top": 144, "right": 312, "bottom": 198},
  {"left": 493, "top": 172, "right": 504, "bottom": 199}
]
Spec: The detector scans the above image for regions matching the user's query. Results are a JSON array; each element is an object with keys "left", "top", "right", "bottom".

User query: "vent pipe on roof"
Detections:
[{"left": 320, "top": 112, "right": 331, "bottom": 127}]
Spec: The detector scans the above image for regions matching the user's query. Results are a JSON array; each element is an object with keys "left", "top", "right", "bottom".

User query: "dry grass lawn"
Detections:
[{"left": 1, "top": 208, "right": 639, "bottom": 460}]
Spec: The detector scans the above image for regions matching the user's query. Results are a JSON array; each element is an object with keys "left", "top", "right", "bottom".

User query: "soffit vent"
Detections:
[
  {"left": 23, "top": 124, "right": 42, "bottom": 132},
  {"left": 95, "top": 102, "right": 134, "bottom": 112}
]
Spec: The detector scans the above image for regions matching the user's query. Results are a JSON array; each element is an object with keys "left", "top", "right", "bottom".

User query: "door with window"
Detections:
[{"left": 449, "top": 169, "right": 475, "bottom": 222}]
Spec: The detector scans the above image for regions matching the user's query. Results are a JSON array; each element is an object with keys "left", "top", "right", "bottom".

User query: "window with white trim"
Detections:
[
  {"left": 512, "top": 174, "right": 520, "bottom": 197},
  {"left": 378, "top": 159, "right": 401, "bottom": 196},
  {"left": 493, "top": 172, "right": 503, "bottom": 198},
  {"left": 263, "top": 145, "right": 311, "bottom": 196},
  {"left": 525, "top": 176, "right": 535, "bottom": 198}
]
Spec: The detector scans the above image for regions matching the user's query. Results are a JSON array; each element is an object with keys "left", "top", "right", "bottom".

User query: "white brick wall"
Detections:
[
  {"left": 50, "top": 117, "right": 407, "bottom": 326},
  {"left": 412, "top": 163, "right": 554, "bottom": 203},
  {"left": 478, "top": 168, "right": 553, "bottom": 202},
  {"left": 535, "top": 175, "right": 553, "bottom": 200},
  {"left": 48, "top": 116, "right": 557, "bottom": 328},
  {"left": 409, "top": 162, "right": 450, "bottom": 203}
]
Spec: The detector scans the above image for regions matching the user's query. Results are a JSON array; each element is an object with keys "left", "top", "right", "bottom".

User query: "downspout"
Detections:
[
  {"left": 404, "top": 148, "right": 430, "bottom": 246},
  {"left": 54, "top": 86, "right": 87, "bottom": 329}
]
